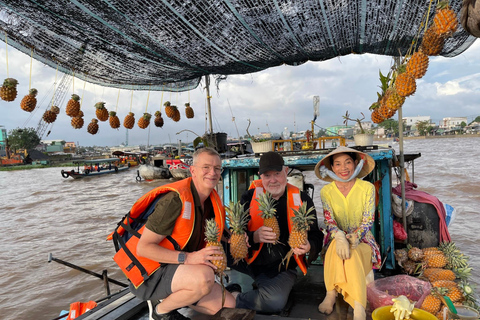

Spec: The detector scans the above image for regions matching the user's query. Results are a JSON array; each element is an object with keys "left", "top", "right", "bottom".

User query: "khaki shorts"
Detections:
[{"left": 129, "top": 263, "right": 179, "bottom": 301}]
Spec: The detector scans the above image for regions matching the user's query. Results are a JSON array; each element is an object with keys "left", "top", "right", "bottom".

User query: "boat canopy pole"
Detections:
[
  {"left": 205, "top": 75, "right": 213, "bottom": 134},
  {"left": 398, "top": 106, "right": 407, "bottom": 242}
]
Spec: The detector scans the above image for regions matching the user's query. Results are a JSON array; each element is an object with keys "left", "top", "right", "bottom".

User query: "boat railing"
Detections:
[{"left": 270, "top": 136, "right": 346, "bottom": 151}]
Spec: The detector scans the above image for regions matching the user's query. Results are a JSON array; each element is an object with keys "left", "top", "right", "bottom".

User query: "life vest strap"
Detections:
[{"left": 113, "top": 231, "right": 150, "bottom": 280}]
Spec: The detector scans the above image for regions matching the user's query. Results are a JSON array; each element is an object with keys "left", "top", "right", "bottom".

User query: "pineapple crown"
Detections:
[
  {"left": 109, "top": 111, "right": 117, "bottom": 116},
  {"left": 128, "top": 112, "right": 135, "bottom": 116},
  {"left": 142, "top": 112, "right": 152, "bottom": 120},
  {"left": 91, "top": 118, "right": 99, "bottom": 123},
  {"left": 291, "top": 203, "right": 316, "bottom": 231},
  {"left": 255, "top": 192, "right": 277, "bottom": 219},
  {"left": 436, "top": 0, "right": 450, "bottom": 10},
  {"left": 225, "top": 201, "right": 249, "bottom": 234},
  {"left": 204, "top": 218, "right": 220, "bottom": 242},
  {"left": 155, "top": 110, "right": 161, "bottom": 117},
  {"left": 95, "top": 102, "right": 106, "bottom": 109},
  {"left": 185, "top": 102, "right": 190, "bottom": 107},
  {"left": 29, "top": 88, "right": 38, "bottom": 96},
  {"left": 71, "top": 94, "right": 80, "bottom": 101},
  {"left": 3, "top": 78, "right": 18, "bottom": 87},
  {"left": 164, "top": 101, "right": 171, "bottom": 106}
]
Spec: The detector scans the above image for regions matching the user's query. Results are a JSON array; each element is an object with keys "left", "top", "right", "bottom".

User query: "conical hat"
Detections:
[{"left": 314, "top": 146, "right": 375, "bottom": 182}]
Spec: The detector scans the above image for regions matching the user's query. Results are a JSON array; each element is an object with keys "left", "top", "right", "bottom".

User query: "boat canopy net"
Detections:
[{"left": 0, "top": 0, "right": 476, "bottom": 91}]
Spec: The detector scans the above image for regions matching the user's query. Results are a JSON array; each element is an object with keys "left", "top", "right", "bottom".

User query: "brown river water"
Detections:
[{"left": 1, "top": 137, "right": 479, "bottom": 320}]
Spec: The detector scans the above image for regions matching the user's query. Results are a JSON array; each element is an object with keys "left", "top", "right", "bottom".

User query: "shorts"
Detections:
[{"left": 129, "top": 264, "right": 179, "bottom": 301}]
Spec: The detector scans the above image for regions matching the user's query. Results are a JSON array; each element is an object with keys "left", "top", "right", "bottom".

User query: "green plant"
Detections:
[{"left": 343, "top": 111, "right": 374, "bottom": 135}]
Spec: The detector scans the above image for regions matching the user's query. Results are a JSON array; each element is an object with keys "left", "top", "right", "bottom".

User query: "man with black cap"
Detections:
[{"left": 226, "top": 151, "right": 323, "bottom": 314}]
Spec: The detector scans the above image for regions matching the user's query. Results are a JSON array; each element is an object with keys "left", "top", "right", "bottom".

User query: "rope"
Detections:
[
  {"left": 144, "top": 87, "right": 150, "bottom": 113},
  {"left": 80, "top": 77, "right": 87, "bottom": 108},
  {"left": 52, "top": 65, "right": 59, "bottom": 107},
  {"left": 4, "top": 32, "right": 8, "bottom": 77},
  {"left": 115, "top": 88, "right": 120, "bottom": 112},
  {"left": 72, "top": 69, "right": 75, "bottom": 93},
  {"left": 129, "top": 89, "right": 133, "bottom": 112},
  {"left": 29, "top": 48, "right": 33, "bottom": 90},
  {"left": 160, "top": 91, "right": 163, "bottom": 111}
]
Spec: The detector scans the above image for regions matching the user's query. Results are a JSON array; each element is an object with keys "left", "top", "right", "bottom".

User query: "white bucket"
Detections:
[
  {"left": 251, "top": 141, "right": 273, "bottom": 153},
  {"left": 353, "top": 134, "right": 374, "bottom": 146}
]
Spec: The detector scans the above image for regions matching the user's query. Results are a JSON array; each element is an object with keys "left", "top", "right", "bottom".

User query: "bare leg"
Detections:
[
  {"left": 318, "top": 289, "right": 337, "bottom": 314},
  {"left": 365, "top": 269, "right": 374, "bottom": 286},
  {"left": 354, "top": 300, "right": 366, "bottom": 320}
]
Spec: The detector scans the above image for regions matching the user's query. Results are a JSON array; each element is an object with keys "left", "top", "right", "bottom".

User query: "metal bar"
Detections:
[
  {"left": 102, "top": 270, "right": 111, "bottom": 296},
  {"left": 48, "top": 253, "right": 128, "bottom": 287}
]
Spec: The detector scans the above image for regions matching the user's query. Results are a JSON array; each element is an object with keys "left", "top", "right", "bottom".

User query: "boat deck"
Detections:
[{"left": 78, "top": 264, "right": 374, "bottom": 320}]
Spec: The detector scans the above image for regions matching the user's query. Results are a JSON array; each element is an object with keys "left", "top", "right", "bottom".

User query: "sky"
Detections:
[{"left": 1, "top": 39, "right": 480, "bottom": 147}]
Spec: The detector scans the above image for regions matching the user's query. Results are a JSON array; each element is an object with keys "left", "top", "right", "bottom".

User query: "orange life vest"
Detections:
[
  {"left": 66, "top": 300, "right": 97, "bottom": 320},
  {"left": 111, "top": 178, "right": 225, "bottom": 288},
  {"left": 245, "top": 180, "right": 308, "bottom": 275}
]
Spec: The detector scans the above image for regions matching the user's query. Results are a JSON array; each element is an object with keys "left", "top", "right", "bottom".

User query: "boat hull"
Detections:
[{"left": 61, "top": 166, "right": 129, "bottom": 179}]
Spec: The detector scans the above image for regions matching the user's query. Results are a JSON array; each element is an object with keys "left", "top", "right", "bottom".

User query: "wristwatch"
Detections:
[{"left": 177, "top": 252, "right": 186, "bottom": 264}]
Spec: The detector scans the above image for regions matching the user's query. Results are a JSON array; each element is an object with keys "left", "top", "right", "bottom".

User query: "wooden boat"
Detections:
[
  {"left": 167, "top": 158, "right": 192, "bottom": 180},
  {"left": 61, "top": 158, "right": 130, "bottom": 179},
  {"left": 136, "top": 154, "right": 172, "bottom": 181}
]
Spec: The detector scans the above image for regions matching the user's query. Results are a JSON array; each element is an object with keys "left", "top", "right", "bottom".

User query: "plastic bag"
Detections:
[
  {"left": 367, "top": 275, "right": 431, "bottom": 311},
  {"left": 393, "top": 220, "right": 408, "bottom": 241}
]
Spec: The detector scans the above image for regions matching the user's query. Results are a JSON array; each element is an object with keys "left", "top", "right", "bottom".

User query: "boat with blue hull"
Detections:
[{"left": 61, "top": 158, "right": 130, "bottom": 179}]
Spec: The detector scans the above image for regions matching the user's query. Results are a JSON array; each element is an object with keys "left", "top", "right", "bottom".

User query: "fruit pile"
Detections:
[
  {"left": 370, "top": 1, "right": 458, "bottom": 124},
  {"left": 395, "top": 242, "right": 478, "bottom": 319}
]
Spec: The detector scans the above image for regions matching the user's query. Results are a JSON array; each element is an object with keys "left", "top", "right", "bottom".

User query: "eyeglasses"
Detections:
[{"left": 196, "top": 165, "right": 223, "bottom": 174}]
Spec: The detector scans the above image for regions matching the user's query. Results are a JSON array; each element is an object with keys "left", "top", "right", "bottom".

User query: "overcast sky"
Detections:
[{"left": 1, "top": 39, "right": 480, "bottom": 147}]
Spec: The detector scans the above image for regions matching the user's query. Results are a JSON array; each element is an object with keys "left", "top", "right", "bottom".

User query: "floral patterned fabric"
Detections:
[{"left": 321, "top": 178, "right": 381, "bottom": 268}]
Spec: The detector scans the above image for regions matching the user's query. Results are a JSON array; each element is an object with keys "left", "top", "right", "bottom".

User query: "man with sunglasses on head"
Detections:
[{"left": 126, "top": 147, "right": 235, "bottom": 320}]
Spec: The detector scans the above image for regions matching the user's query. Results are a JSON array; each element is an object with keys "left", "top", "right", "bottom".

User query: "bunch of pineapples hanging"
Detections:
[
  {"left": 138, "top": 112, "right": 152, "bottom": 129},
  {"left": 164, "top": 101, "right": 181, "bottom": 122},
  {"left": 154, "top": 111, "right": 164, "bottom": 127},
  {"left": 256, "top": 192, "right": 280, "bottom": 245},
  {"left": 0, "top": 78, "right": 18, "bottom": 102},
  {"left": 225, "top": 201, "right": 249, "bottom": 264},
  {"left": 395, "top": 242, "right": 477, "bottom": 318},
  {"left": 370, "top": 1, "right": 458, "bottom": 125}
]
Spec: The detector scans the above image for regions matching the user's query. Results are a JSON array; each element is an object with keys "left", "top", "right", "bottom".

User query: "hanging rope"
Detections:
[
  {"left": 71, "top": 69, "right": 75, "bottom": 93},
  {"left": 4, "top": 33, "right": 9, "bottom": 78},
  {"left": 129, "top": 89, "right": 133, "bottom": 112},
  {"left": 145, "top": 86, "right": 151, "bottom": 113},
  {"left": 29, "top": 48, "right": 33, "bottom": 90},
  {"left": 80, "top": 77, "right": 87, "bottom": 108},
  {"left": 160, "top": 91, "right": 164, "bottom": 111},
  {"left": 115, "top": 88, "right": 120, "bottom": 112},
  {"left": 52, "top": 65, "right": 59, "bottom": 107}
]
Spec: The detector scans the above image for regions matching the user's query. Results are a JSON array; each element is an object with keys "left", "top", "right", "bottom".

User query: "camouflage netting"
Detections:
[{"left": 0, "top": 0, "right": 476, "bottom": 91}]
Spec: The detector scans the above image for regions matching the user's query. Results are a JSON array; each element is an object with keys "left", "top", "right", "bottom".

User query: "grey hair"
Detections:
[{"left": 192, "top": 147, "right": 220, "bottom": 165}]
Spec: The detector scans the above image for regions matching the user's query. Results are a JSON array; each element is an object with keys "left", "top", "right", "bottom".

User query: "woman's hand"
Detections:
[
  {"left": 346, "top": 233, "right": 359, "bottom": 249},
  {"left": 335, "top": 231, "right": 350, "bottom": 260}
]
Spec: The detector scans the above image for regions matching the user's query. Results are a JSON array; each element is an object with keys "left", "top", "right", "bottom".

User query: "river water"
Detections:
[{"left": 0, "top": 137, "right": 479, "bottom": 320}]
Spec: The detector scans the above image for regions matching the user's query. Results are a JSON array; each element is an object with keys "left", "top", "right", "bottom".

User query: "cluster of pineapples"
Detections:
[
  {"left": 395, "top": 242, "right": 477, "bottom": 318},
  {"left": 138, "top": 113, "right": 152, "bottom": 129},
  {"left": 225, "top": 201, "right": 249, "bottom": 264},
  {"left": 0, "top": 78, "right": 19, "bottom": 102},
  {"left": 43, "top": 105, "right": 60, "bottom": 123},
  {"left": 164, "top": 101, "right": 181, "bottom": 122},
  {"left": 370, "top": 1, "right": 458, "bottom": 124}
]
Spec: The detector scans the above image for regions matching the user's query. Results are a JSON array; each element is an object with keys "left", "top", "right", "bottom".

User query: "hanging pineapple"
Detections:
[
  {"left": 172, "top": 106, "right": 181, "bottom": 122},
  {"left": 0, "top": 78, "right": 19, "bottom": 102},
  {"left": 378, "top": 94, "right": 396, "bottom": 120},
  {"left": 66, "top": 94, "right": 81, "bottom": 117},
  {"left": 138, "top": 112, "right": 152, "bottom": 129},
  {"left": 395, "top": 65, "right": 416, "bottom": 97},
  {"left": 95, "top": 102, "right": 109, "bottom": 121},
  {"left": 406, "top": 50, "right": 429, "bottom": 79},
  {"left": 282, "top": 203, "right": 315, "bottom": 269},
  {"left": 71, "top": 111, "right": 84, "bottom": 129},
  {"left": 50, "top": 105, "right": 60, "bottom": 115},
  {"left": 20, "top": 88, "right": 38, "bottom": 112},
  {"left": 42, "top": 108, "right": 57, "bottom": 123},
  {"left": 370, "top": 103, "right": 384, "bottom": 124},
  {"left": 154, "top": 111, "right": 164, "bottom": 128},
  {"left": 87, "top": 118, "right": 99, "bottom": 135},
  {"left": 164, "top": 101, "right": 180, "bottom": 121},
  {"left": 185, "top": 102, "right": 194, "bottom": 119},
  {"left": 225, "top": 201, "right": 249, "bottom": 264},
  {"left": 420, "top": 27, "right": 445, "bottom": 56},
  {"left": 433, "top": 1, "right": 459, "bottom": 37},
  {"left": 109, "top": 111, "right": 120, "bottom": 129},
  {"left": 204, "top": 219, "right": 227, "bottom": 274},
  {"left": 256, "top": 192, "right": 280, "bottom": 244},
  {"left": 123, "top": 112, "right": 135, "bottom": 129},
  {"left": 385, "top": 88, "right": 406, "bottom": 111}
]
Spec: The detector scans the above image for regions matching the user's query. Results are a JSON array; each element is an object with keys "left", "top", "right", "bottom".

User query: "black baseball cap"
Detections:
[{"left": 258, "top": 151, "right": 284, "bottom": 175}]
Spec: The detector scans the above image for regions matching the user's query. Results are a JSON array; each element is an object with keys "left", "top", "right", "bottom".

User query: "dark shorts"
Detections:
[{"left": 129, "top": 264, "right": 179, "bottom": 301}]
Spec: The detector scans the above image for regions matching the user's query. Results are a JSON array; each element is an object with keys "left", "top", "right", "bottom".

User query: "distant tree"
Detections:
[
  {"left": 461, "top": 121, "right": 467, "bottom": 128},
  {"left": 473, "top": 116, "right": 480, "bottom": 123},
  {"left": 7, "top": 127, "right": 41, "bottom": 152},
  {"left": 378, "top": 119, "right": 399, "bottom": 136},
  {"left": 317, "top": 129, "right": 327, "bottom": 137},
  {"left": 416, "top": 120, "right": 432, "bottom": 136}
]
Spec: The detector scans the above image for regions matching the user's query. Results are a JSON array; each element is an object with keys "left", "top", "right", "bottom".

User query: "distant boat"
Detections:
[
  {"left": 61, "top": 158, "right": 130, "bottom": 179},
  {"left": 136, "top": 154, "right": 172, "bottom": 181},
  {"left": 167, "top": 158, "right": 192, "bottom": 180}
]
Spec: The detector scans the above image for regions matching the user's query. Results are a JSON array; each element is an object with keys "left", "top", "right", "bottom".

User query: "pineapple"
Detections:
[
  {"left": 408, "top": 246, "right": 424, "bottom": 262},
  {"left": 71, "top": 113, "right": 84, "bottom": 129},
  {"left": 87, "top": 118, "right": 99, "bottom": 135},
  {"left": 432, "top": 280, "right": 458, "bottom": 289},
  {"left": 378, "top": 103, "right": 395, "bottom": 120},
  {"left": 395, "top": 71, "right": 416, "bottom": 97},
  {"left": 20, "top": 88, "right": 38, "bottom": 112},
  {"left": 204, "top": 218, "right": 227, "bottom": 274},
  {"left": 0, "top": 78, "right": 19, "bottom": 101},
  {"left": 421, "top": 287, "right": 447, "bottom": 314},
  {"left": 109, "top": 111, "right": 120, "bottom": 129},
  {"left": 164, "top": 101, "right": 175, "bottom": 118},
  {"left": 66, "top": 94, "right": 81, "bottom": 117},
  {"left": 446, "top": 286, "right": 464, "bottom": 303},
  {"left": 225, "top": 201, "right": 249, "bottom": 264},
  {"left": 385, "top": 88, "right": 405, "bottom": 111},
  {"left": 154, "top": 111, "right": 164, "bottom": 128},
  {"left": 371, "top": 107, "right": 384, "bottom": 124},
  {"left": 185, "top": 103, "right": 194, "bottom": 119},
  {"left": 394, "top": 249, "right": 408, "bottom": 266},
  {"left": 425, "top": 253, "right": 448, "bottom": 268},
  {"left": 42, "top": 109, "right": 57, "bottom": 123},
  {"left": 423, "top": 247, "right": 441, "bottom": 256},
  {"left": 138, "top": 112, "right": 152, "bottom": 129},
  {"left": 426, "top": 269, "right": 456, "bottom": 282},
  {"left": 406, "top": 51, "right": 429, "bottom": 79},
  {"left": 289, "top": 203, "right": 315, "bottom": 249},
  {"left": 95, "top": 102, "right": 109, "bottom": 121},
  {"left": 420, "top": 27, "right": 445, "bottom": 56},
  {"left": 50, "top": 105, "right": 60, "bottom": 115},
  {"left": 172, "top": 106, "right": 181, "bottom": 122},
  {"left": 402, "top": 260, "right": 419, "bottom": 275},
  {"left": 255, "top": 192, "right": 280, "bottom": 243},
  {"left": 433, "top": 1, "right": 458, "bottom": 37},
  {"left": 123, "top": 112, "right": 135, "bottom": 129},
  {"left": 458, "top": 280, "right": 477, "bottom": 308},
  {"left": 439, "top": 241, "right": 470, "bottom": 269}
]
